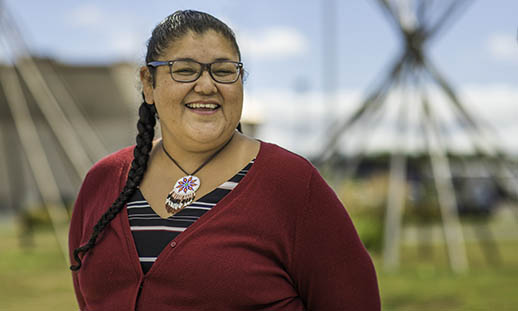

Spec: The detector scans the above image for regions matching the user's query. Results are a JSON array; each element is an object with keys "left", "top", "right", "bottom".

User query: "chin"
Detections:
[{"left": 188, "top": 126, "right": 234, "bottom": 146}]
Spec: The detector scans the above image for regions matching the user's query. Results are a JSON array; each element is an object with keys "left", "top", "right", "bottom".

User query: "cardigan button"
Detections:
[{"left": 170, "top": 241, "right": 177, "bottom": 248}]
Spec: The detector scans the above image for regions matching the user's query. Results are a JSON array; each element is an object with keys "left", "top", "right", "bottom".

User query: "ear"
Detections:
[{"left": 140, "top": 66, "right": 154, "bottom": 104}]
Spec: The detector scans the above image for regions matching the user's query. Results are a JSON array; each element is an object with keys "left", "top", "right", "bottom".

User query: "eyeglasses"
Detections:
[{"left": 147, "top": 59, "right": 244, "bottom": 84}]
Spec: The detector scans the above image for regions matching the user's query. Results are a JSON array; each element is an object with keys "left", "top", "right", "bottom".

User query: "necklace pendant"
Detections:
[{"left": 165, "top": 175, "right": 200, "bottom": 213}]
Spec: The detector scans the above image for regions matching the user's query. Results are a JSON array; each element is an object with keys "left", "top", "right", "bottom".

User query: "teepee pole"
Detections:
[
  {"left": 319, "top": 55, "right": 406, "bottom": 162},
  {"left": 36, "top": 61, "right": 108, "bottom": 161},
  {"left": 422, "top": 93, "right": 469, "bottom": 273},
  {"left": 1, "top": 8, "right": 94, "bottom": 178},
  {"left": 383, "top": 67, "right": 412, "bottom": 270},
  {"left": 0, "top": 68, "right": 70, "bottom": 264}
]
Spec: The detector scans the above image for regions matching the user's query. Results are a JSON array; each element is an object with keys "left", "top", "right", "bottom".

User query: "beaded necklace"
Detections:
[{"left": 161, "top": 133, "right": 234, "bottom": 213}]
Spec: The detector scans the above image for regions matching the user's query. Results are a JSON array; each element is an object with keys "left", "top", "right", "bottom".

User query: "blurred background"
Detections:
[{"left": 0, "top": 0, "right": 517, "bottom": 310}]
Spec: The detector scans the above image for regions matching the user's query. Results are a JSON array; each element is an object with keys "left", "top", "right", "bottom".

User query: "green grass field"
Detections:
[
  {"left": 0, "top": 224, "right": 77, "bottom": 311},
  {"left": 377, "top": 239, "right": 518, "bottom": 311},
  {"left": 0, "top": 222, "right": 517, "bottom": 311}
]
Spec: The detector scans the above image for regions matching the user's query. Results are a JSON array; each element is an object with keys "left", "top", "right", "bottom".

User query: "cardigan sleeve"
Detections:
[
  {"left": 68, "top": 179, "right": 87, "bottom": 311},
  {"left": 291, "top": 169, "right": 381, "bottom": 311}
]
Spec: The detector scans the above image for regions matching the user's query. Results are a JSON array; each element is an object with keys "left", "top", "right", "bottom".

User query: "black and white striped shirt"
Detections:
[{"left": 127, "top": 160, "right": 254, "bottom": 273}]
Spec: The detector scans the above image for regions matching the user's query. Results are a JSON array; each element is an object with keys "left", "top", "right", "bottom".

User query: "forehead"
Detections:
[{"left": 162, "top": 30, "right": 238, "bottom": 62}]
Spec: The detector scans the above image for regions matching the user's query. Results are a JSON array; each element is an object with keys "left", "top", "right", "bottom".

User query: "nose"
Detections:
[{"left": 193, "top": 70, "right": 217, "bottom": 95}]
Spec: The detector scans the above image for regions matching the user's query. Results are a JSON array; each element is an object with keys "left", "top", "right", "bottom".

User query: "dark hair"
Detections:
[
  {"left": 70, "top": 10, "right": 241, "bottom": 271},
  {"left": 146, "top": 10, "right": 241, "bottom": 87}
]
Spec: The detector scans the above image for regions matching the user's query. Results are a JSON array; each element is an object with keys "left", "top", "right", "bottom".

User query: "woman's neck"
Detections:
[{"left": 158, "top": 131, "right": 239, "bottom": 174}]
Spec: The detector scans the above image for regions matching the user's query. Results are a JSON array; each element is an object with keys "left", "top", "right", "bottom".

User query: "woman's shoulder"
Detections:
[
  {"left": 84, "top": 145, "right": 135, "bottom": 181},
  {"left": 256, "top": 141, "right": 318, "bottom": 181},
  {"left": 258, "top": 141, "right": 314, "bottom": 167},
  {"left": 74, "top": 145, "right": 135, "bottom": 219}
]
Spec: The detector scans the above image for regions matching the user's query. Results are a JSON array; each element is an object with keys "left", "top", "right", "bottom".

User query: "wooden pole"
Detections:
[
  {"left": 383, "top": 152, "right": 407, "bottom": 270},
  {"left": 422, "top": 95, "right": 469, "bottom": 273},
  {"left": 1, "top": 9, "right": 94, "bottom": 178},
  {"left": 37, "top": 61, "right": 108, "bottom": 161},
  {"left": 318, "top": 54, "right": 406, "bottom": 162},
  {"left": 383, "top": 69, "right": 410, "bottom": 271},
  {"left": 1, "top": 68, "right": 70, "bottom": 264}
]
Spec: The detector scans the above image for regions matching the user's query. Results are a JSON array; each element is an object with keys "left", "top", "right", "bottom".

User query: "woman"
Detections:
[{"left": 69, "top": 10, "right": 380, "bottom": 311}]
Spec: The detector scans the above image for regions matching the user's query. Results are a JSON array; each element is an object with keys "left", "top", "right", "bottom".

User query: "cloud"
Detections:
[
  {"left": 246, "top": 84, "right": 518, "bottom": 156},
  {"left": 108, "top": 29, "right": 147, "bottom": 61},
  {"left": 487, "top": 33, "right": 518, "bottom": 64},
  {"left": 62, "top": 4, "right": 147, "bottom": 61},
  {"left": 66, "top": 3, "right": 104, "bottom": 29},
  {"left": 239, "top": 27, "right": 308, "bottom": 60}
]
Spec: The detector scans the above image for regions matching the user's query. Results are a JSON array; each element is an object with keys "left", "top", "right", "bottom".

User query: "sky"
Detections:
[{"left": 2, "top": 0, "right": 517, "bottom": 156}]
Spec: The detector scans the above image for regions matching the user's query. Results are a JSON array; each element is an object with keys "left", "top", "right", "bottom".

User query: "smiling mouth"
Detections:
[{"left": 185, "top": 102, "right": 221, "bottom": 111}]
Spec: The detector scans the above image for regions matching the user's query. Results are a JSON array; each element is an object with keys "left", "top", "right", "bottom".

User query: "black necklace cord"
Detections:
[{"left": 161, "top": 132, "right": 235, "bottom": 175}]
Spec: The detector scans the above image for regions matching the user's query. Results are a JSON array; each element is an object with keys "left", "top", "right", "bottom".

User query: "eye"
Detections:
[
  {"left": 213, "top": 69, "right": 235, "bottom": 76},
  {"left": 173, "top": 68, "right": 198, "bottom": 75},
  {"left": 171, "top": 61, "right": 199, "bottom": 76},
  {"left": 212, "top": 63, "right": 237, "bottom": 76}
]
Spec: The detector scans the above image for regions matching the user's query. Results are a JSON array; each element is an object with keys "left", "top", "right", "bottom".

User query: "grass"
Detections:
[
  {"left": 0, "top": 221, "right": 517, "bottom": 310},
  {"left": 0, "top": 224, "right": 77, "bottom": 311},
  {"left": 375, "top": 239, "right": 518, "bottom": 310}
]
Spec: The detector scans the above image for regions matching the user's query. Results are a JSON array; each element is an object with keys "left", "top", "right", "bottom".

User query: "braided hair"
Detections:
[
  {"left": 70, "top": 10, "right": 242, "bottom": 271},
  {"left": 70, "top": 102, "right": 156, "bottom": 270}
]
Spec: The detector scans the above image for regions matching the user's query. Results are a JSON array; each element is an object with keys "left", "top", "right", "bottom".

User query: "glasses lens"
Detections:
[
  {"left": 171, "top": 61, "right": 201, "bottom": 82},
  {"left": 211, "top": 61, "right": 240, "bottom": 83}
]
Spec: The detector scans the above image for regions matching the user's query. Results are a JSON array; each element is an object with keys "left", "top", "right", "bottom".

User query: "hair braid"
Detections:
[
  {"left": 71, "top": 10, "right": 243, "bottom": 271},
  {"left": 70, "top": 102, "right": 156, "bottom": 271}
]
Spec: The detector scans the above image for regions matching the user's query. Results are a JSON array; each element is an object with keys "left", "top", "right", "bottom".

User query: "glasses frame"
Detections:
[{"left": 147, "top": 59, "right": 244, "bottom": 84}]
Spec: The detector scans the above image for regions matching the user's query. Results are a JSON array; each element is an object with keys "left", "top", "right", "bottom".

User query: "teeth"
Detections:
[{"left": 186, "top": 103, "right": 219, "bottom": 109}]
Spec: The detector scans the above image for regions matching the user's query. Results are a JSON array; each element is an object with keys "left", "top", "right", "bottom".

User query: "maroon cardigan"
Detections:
[{"left": 69, "top": 141, "right": 380, "bottom": 310}]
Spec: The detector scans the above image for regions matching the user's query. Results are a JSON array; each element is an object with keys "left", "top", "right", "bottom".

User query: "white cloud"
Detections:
[
  {"left": 106, "top": 29, "right": 147, "bottom": 60},
  {"left": 239, "top": 27, "right": 308, "bottom": 60},
  {"left": 460, "top": 84, "right": 518, "bottom": 126},
  {"left": 62, "top": 4, "right": 147, "bottom": 61},
  {"left": 487, "top": 33, "right": 518, "bottom": 64},
  {"left": 247, "top": 84, "right": 518, "bottom": 156},
  {"left": 66, "top": 3, "right": 104, "bottom": 29}
]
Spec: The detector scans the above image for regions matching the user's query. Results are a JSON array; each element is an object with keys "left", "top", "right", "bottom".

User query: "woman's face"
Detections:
[{"left": 141, "top": 30, "right": 243, "bottom": 152}]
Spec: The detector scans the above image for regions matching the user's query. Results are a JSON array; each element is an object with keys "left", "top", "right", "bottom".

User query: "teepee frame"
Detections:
[
  {"left": 0, "top": 0, "right": 108, "bottom": 263},
  {"left": 317, "top": 0, "right": 517, "bottom": 273}
]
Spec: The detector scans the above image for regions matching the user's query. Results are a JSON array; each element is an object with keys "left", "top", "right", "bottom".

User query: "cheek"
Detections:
[
  {"left": 225, "top": 84, "right": 243, "bottom": 107},
  {"left": 155, "top": 87, "right": 188, "bottom": 112},
  {"left": 227, "top": 91, "right": 243, "bottom": 120}
]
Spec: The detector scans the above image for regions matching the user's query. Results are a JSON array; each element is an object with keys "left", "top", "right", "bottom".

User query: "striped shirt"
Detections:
[{"left": 127, "top": 160, "right": 254, "bottom": 273}]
